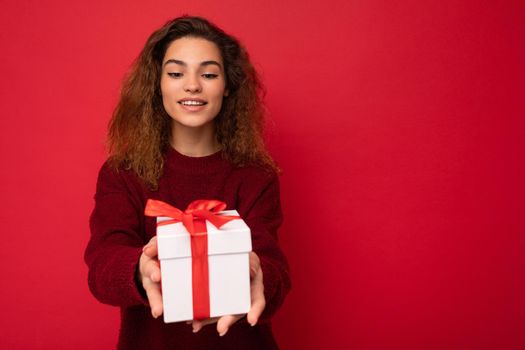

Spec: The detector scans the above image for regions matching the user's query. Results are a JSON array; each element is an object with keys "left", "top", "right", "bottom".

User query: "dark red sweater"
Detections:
[{"left": 84, "top": 147, "right": 291, "bottom": 349}]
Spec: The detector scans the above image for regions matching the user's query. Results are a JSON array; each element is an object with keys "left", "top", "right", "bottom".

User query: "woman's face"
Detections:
[{"left": 160, "top": 36, "right": 228, "bottom": 129}]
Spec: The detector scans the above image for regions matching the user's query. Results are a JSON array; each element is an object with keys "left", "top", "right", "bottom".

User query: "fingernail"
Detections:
[{"left": 219, "top": 331, "right": 226, "bottom": 337}]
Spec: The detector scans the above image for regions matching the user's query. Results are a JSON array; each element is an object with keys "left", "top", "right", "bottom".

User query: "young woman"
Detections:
[{"left": 84, "top": 15, "right": 291, "bottom": 349}]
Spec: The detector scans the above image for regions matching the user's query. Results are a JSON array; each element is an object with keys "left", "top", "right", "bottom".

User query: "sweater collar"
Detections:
[{"left": 165, "top": 146, "right": 228, "bottom": 175}]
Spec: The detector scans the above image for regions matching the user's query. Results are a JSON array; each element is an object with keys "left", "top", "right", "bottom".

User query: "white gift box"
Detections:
[{"left": 156, "top": 210, "right": 252, "bottom": 323}]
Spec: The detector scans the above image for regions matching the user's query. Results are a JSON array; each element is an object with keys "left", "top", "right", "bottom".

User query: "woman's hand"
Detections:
[
  {"left": 139, "top": 239, "right": 266, "bottom": 334},
  {"left": 138, "top": 236, "right": 163, "bottom": 318},
  {"left": 191, "top": 251, "right": 266, "bottom": 336}
]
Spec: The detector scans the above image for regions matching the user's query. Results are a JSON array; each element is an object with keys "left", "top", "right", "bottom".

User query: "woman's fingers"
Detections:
[
  {"left": 191, "top": 315, "right": 243, "bottom": 336},
  {"left": 139, "top": 236, "right": 162, "bottom": 318},
  {"left": 192, "top": 317, "right": 220, "bottom": 333},
  {"left": 143, "top": 257, "right": 161, "bottom": 282},
  {"left": 142, "top": 236, "right": 158, "bottom": 258},
  {"left": 249, "top": 251, "right": 260, "bottom": 279},
  {"left": 143, "top": 276, "right": 163, "bottom": 318},
  {"left": 247, "top": 265, "right": 265, "bottom": 326},
  {"left": 217, "top": 314, "right": 243, "bottom": 336},
  {"left": 140, "top": 237, "right": 161, "bottom": 282}
]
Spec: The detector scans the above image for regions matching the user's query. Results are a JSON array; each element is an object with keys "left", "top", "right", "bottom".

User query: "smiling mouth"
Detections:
[{"left": 178, "top": 101, "right": 208, "bottom": 106}]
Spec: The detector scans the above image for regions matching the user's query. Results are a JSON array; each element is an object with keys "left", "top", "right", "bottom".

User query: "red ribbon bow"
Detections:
[{"left": 144, "top": 199, "right": 239, "bottom": 320}]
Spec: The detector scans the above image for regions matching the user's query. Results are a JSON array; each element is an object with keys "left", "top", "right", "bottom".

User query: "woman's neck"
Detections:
[{"left": 170, "top": 121, "right": 221, "bottom": 157}]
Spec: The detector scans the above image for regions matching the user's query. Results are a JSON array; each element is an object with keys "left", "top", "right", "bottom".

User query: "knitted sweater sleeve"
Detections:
[
  {"left": 84, "top": 162, "right": 149, "bottom": 307},
  {"left": 238, "top": 171, "right": 292, "bottom": 323}
]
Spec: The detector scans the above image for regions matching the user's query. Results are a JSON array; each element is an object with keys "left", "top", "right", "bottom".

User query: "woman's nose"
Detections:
[{"left": 183, "top": 74, "right": 202, "bottom": 93}]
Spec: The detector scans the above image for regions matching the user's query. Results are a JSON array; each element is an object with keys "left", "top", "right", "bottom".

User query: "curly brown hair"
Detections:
[{"left": 107, "top": 15, "right": 279, "bottom": 189}]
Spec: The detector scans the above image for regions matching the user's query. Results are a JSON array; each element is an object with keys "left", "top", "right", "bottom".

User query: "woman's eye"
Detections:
[
  {"left": 202, "top": 73, "right": 218, "bottom": 79},
  {"left": 167, "top": 72, "right": 183, "bottom": 78}
]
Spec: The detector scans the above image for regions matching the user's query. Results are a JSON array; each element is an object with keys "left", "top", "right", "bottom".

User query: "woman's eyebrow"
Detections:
[{"left": 164, "top": 59, "right": 222, "bottom": 69}]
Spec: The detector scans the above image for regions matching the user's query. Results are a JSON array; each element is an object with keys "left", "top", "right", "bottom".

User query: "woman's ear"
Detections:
[{"left": 224, "top": 89, "right": 229, "bottom": 97}]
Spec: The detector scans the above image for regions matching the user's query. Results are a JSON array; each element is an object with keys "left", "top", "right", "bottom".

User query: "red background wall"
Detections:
[{"left": 1, "top": 1, "right": 524, "bottom": 349}]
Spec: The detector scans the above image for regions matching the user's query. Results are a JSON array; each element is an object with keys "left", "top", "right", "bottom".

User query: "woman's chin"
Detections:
[{"left": 171, "top": 117, "right": 215, "bottom": 129}]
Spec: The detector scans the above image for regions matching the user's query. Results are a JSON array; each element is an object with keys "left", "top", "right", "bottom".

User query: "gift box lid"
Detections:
[{"left": 156, "top": 210, "right": 252, "bottom": 260}]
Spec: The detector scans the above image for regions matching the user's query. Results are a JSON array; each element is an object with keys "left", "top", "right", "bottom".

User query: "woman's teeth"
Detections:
[{"left": 180, "top": 101, "right": 206, "bottom": 106}]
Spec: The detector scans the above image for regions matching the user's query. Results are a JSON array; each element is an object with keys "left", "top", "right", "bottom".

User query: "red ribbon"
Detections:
[{"left": 144, "top": 199, "right": 239, "bottom": 320}]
